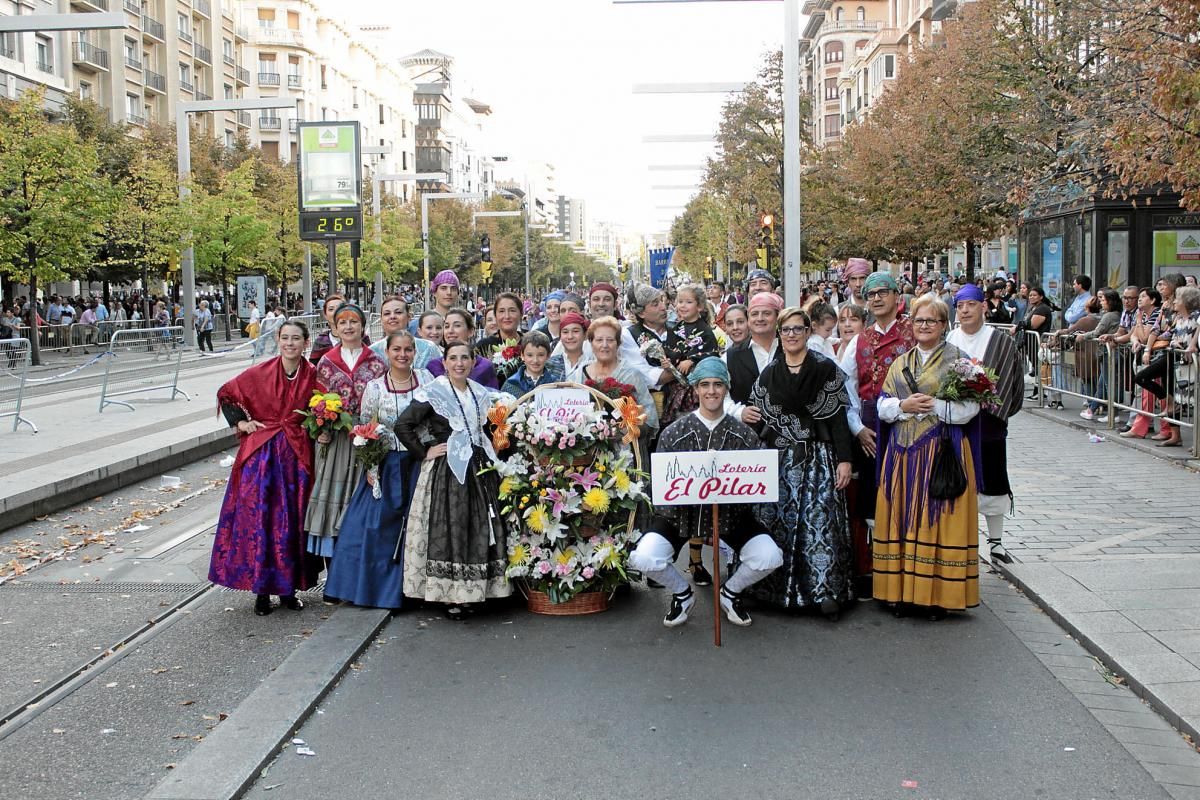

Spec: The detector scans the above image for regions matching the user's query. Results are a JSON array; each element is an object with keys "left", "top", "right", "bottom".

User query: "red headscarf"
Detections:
[{"left": 217, "top": 356, "right": 321, "bottom": 478}]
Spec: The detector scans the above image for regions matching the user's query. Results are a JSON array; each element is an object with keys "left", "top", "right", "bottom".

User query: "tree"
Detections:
[
  {"left": 0, "top": 91, "right": 110, "bottom": 364},
  {"left": 253, "top": 155, "right": 306, "bottom": 303},
  {"left": 107, "top": 150, "right": 185, "bottom": 318},
  {"left": 191, "top": 161, "right": 268, "bottom": 328}
]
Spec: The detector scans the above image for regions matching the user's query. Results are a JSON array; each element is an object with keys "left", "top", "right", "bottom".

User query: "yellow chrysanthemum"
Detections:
[
  {"left": 498, "top": 477, "right": 517, "bottom": 499},
  {"left": 555, "top": 548, "right": 577, "bottom": 567},
  {"left": 612, "top": 471, "right": 631, "bottom": 494},
  {"left": 508, "top": 542, "right": 531, "bottom": 567},
  {"left": 596, "top": 464, "right": 606, "bottom": 473},
  {"left": 526, "top": 505, "right": 552, "bottom": 534},
  {"left": 582, "top": 487, "right": 610, "bottom": 514},
  {"left": 309, "top": 394, "right": 322, "bottom": 409},
  {"left": 325, "top": 396, "right": 343, "bottom": 413}
]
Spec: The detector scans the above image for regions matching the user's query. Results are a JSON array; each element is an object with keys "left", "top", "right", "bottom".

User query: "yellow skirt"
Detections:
[{"left": 872, "top": 435, "right": 979, "bottom": 610}]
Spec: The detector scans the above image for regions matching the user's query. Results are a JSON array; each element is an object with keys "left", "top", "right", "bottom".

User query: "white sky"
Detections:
[{"left": 351, "top": 0, "right": 785, "bottom": 236}]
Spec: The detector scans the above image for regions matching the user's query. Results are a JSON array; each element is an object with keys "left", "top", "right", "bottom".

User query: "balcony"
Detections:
[
  {"left": 236, "top": 110, "right": 251, "bottom": 127},
  {"left": 234, "top": 25, "right": 248, "bottom": 43},
  {"left": 179, "top": 29, "right": 193, "bottom": 44},
  {"left": 258, "top": 71, "right": 279, "bottom": 86},
  {"left": 127, "top": 112, "right": 147, "bottom": 126},
  {"left": 193, "top": 0, "right": 211, "bottom": 17},
  {"left": 71, "top": 0, "right": 109, "bottom": 10},
  {"left": 416, "top": 153, "right": 452, "bottom": 174},
  {"left": 222, "top": 53, "right": 235, "bottom": 66},
  {"left": 259, "top": 116, "right": 281, "bottom": 131},
  {"left": 122, "top": 0, "right": 138, "bottom": 13},
  {"left": 72, "top": 41, "right": 110, "bottom": 72},
  {"left": 142, "top": 15, "right": 165, "bottom": 42},
  {"left": 125, "top": 54, "right": 142, "bottom": 70},
  {"left": 195, "top": 89, "right": 211, "bottom": 101},
  {"left": 251, "top": 26, "right": 303, "bottom": 47},
  {"left": 36, "top": 60, "right": 54, "bottom": 74},
  {"left": 287, "top": 73, "right": 302, "bottom": 88},
  {"left": 144, "top": 69, "right": 166, "bottom": 93},
  {"left": 179, "top": 78, "right": 193, "bottom": 93},
  {"left": 235, "top": 65, "right": 249, "bottom": 85},
  {"left": 288, "top": 118, "right": 302, "bottom": 132},
  {"left": 194, "top": 44, "right": 211, "bottom": 64},
  {"left": 0, "top": 44, "right": 15, "bottom": 60},
  {"left": 819, "top": 19, "right": 882, "bottom": 35}
]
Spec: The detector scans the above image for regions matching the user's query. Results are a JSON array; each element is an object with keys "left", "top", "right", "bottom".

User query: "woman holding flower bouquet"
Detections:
[
  {"left": 323, "top": 331, "right": 434, "bottom": 610},
  {"left": 476, "top": 292, "right": 527, "bottom": 383},
  {"left": 874, "top": 294, "right": 982, "bottom": 619},
  {"left": 304, "top": 304, "right": 387, "bottom": 566},
  {"left": 395, "top": 341, "right": 514, "bottom": 616},
  {"left": 211, "top": 321, "right": 322, "bottom": 616}
]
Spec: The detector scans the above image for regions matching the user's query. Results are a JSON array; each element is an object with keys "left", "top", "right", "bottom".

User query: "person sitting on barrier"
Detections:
[
  {"left": 211, "top": 319, "right": 323, "bottom": 616},
  {"left": 1121, "top": 288, "right": 1166, "bottom": 439},
  {"left": 629, "top": 357, "right": 783, "bottom": 628},
  {"left": 1133, "top": 285, "right": 1200, "bottom": 448}
]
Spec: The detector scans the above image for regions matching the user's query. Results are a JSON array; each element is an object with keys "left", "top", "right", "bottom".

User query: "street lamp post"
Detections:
[
  {"left": 495, "top": 188, "right": 532, "bottom": 297},
  {"left": 420, "top": 192, "right": 484, "bottom": 310},
  {"left": 369, "top": 172, "right": 446, "bottom": 310},
  {"left": 176, "top": 98, "right": 294, "bottom": 346}
]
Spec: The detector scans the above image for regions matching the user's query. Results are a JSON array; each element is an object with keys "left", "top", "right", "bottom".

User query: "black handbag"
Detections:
[{"left": 929, "top": 401, "right": 967, "bottom": 501}]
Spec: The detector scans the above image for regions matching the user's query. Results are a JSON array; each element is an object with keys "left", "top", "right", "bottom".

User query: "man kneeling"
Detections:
[{"left": 630, "top": 357, "right": 783, "bottom": 627}]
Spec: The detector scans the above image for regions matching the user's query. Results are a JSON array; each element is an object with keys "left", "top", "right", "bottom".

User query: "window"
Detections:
[
  {"left": 178, "top": 13, "right": 189, "bottom": 36},
  {"left": 224, "top": 83, "right": 233, "bottom": 99},
  {"left": 223, "top": 38, "right": 233, "bottom": 59},
  {"left": 855, "top": 38, "right": 869, "bottom": 51},
  {"left": 126, "top": 93, "right": 140, "bottom": 117},
  {"left": 258, "top": 52, "right": 276, "bottom": 73},
  {"left": 885, "top": 54, "right": 895, "bottom": 78},
  {"left": 379, "top": 103, "right": 385, "bottom": 125},
  {"left": 835, "top": 6, "right": 844, "bottom": 20},
  {"left": 179, "top": 62, "right": 191, "bottom": 82},
  {"left": 287, "top": 10, "right": 300, "bottom": 29},
  {"left": 824, "top": 41, "right": 843, "bottom": 63},
  {"left": 257, "top": 8, "right": 275, "bottom": 27},
  {"left": 824, "top": 113, "right": 841, "bottom": 138},
  {"left": 35, "top": 35, "right": 52, "bottom": 72},
  {"left": 401, "top": 151, "right": 408, "bottom": 171},
  {"left": 78, "top": 81, "right": 92, "bottom": 100},
  {"left": 225, "top": 130, "right": 235, "bottom": 148},
  {"left": 856, "top": 5, "right": 866, "bottom": 20},
  {"left": 824, "top": 77, "right": 838, "bottom": 101},
  {"left": 124, "top": 38, "right": 138, "bottom": 62},
  {"left": 401, "top": 119, "right": 407, "bottom": 138}
]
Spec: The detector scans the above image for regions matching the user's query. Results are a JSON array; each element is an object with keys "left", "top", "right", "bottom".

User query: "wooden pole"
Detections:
[{"left": 711, "top": 503, "right": 722, "bottom": 647}]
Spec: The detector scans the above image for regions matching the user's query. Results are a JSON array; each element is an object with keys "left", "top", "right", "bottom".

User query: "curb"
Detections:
[
  {"left": 0, "top": 428, "right": 236, "bottom": 532},
  {"left": 1024, "top": 407, "right": 1200, "bottom": 473},
  {"left": 144, "top": 605, "right": 390, "bottom": 800},
  {"left": 993, "top": 559, "right": 1200, "bottom": 746}
]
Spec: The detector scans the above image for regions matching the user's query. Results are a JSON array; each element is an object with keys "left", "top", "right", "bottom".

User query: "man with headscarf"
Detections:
[
  {"left": 947, "top": 284, "right": 1023, "bottom": 563},
  {"left": 745, "top": 269, "right": 776, "bottom": 302},
  {"left": 630, "top": 357, "right": 783, "bottom": 627},
  {"left": 409, "top": 270, "right": 462, "bottom": 334},
  {"left": 625, "top": 282, "right": 684, "bottom": 408},
  {"left": 726, "top": 291, "right": 783, "bottom": 419},
  {"left": 588, "top": 282, "right": 621, "bottom": 319},
  {"left": 836, "top": 271, "right": 916, "bottom": 594},
  {"left": 837, "top": 257, "right": 874, "bottom": 324}
]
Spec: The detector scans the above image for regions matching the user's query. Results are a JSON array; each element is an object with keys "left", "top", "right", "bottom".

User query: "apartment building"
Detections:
[
  {"left": 0, "top": 0, "right": 72, "bottom": 110},
  {"left": 798, "top": 0, "right": 890, "bottom": 147}
]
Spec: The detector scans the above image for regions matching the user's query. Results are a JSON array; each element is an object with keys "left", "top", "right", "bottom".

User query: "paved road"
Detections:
[{"left": 241, "top": 575, "right": 1172, "bottom": 800}]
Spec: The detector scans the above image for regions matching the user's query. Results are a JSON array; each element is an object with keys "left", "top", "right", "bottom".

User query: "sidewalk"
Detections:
[
  {"left": 0, "top": 356, "right": 248, "bottom": 529},
  {"left": 997, "top": 410, "right": 1200, "bottom": 745}
]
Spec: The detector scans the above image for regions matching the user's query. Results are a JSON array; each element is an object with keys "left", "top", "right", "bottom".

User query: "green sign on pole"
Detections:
[{"left": 297, "top": 121, "right": 363, "bottom": 241}]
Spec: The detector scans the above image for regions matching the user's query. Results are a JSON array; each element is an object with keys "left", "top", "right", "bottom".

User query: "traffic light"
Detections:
[
  {"left": 617, "top": 257, "right": 627, "bottom": 279},
  {"left": 480, "top": 233, "right": 491, "bottom": 263},
  {"left": 759, "top": 212, "right": 774, "bottom": 245},
  {"left": 704, "top": 256, "right": 713, "bottom": 280},
  {"left": 481, "top": 260, "right": 493, "bottom": 283}
]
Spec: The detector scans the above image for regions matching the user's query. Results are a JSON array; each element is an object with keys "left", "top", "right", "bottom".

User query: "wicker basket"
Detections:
[{"left": 524, "top": 587, "right": 611, "bottom": 616}]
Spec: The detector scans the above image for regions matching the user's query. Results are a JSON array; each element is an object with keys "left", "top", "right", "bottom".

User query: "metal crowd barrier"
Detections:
[
  {"left": 1026, "top": 330, "right": 1198, "bottom": 456},
  {"left": 98, "top": 326, "right": 191, "bottom": 413},
  {"left": 0, "top": 337, "right": 36, "bottom": 433}
]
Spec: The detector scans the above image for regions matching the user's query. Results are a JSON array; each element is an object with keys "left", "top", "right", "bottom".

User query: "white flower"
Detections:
[{"left": 352, "top": 435, "right": 367, "bottom": 447}]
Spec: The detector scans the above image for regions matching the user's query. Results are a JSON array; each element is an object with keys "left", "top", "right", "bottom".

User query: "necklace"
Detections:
[
  {"left": 386, "top": 371, "right": 418, "bottom": 420},
  {"left": 282, "top": 360, "right": 300, "bottom": 381},
  {"left": 449, "top": 381, "right": 483, "bottom": 448}
]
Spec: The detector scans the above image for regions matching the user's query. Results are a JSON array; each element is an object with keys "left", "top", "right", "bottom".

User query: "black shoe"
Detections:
[
  {"left": 663, "top": 589, "right": 695, "bottom": 628},
  {"left": 988, "top": 542, "right": 1014, "bottom": 565},
  {"left": 254, "top": 594, "right": 273, "bottom": 616},
  {"left": 322, "top": 593, "right": 341, "bottom": 606},
  {"left": 820, "top": 598, "right": 841, "bottom": 622},
  {"left": 646, "top": 578, "right": 665, "bottom": 589},
  {"left": 927, "top": 607, "right": 948, "bottom": 622},
  {"left": 720, "top": 587, "right": 753, "bottom": 626},
  {"left": 690, "top": 563, "right": 712, "bottom": 586},
  {"left": 281, "top": 595, "right": 304, "bottom": 611}
]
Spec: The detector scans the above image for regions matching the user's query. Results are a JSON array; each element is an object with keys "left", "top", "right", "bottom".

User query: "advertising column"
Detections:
[{"left": 297, "top": 122, "right": 364, "bottom": 300}]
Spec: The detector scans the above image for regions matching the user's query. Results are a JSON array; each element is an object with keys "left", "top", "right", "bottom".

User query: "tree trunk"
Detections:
[
  {"left": 965, "top": 238, "right": 977, "bottom": 283},
  {"left": 26, "top": 265, "right": 42, "bottom": 367},
  {"left": 219, "top": 265, "right": 230, "bottom": 341}
]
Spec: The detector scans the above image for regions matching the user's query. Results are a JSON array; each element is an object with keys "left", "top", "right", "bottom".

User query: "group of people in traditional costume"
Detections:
[{"left": 208, "top": 263, "right": 1024, "bottom": 629}]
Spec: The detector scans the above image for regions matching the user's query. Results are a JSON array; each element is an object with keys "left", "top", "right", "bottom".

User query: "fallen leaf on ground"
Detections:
[{"left": 178, "top": 699, "right": 195, "bottom": 706}]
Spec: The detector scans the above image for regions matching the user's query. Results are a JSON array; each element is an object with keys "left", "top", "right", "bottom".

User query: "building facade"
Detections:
[{"left": 0, "top": 0, "right": 71, "bottom": 112}]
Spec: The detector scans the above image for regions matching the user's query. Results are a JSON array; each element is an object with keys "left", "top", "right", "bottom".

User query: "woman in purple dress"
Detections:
[
  {"left": 426, "top": 308, "right": 499, "bottom": 388},
  {"left": 210, "top": 320, "right": 323, "bottom": 615}
]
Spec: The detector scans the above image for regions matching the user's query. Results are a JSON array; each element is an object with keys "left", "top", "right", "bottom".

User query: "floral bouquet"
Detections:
[
  {"left": 295, "top": 390, "right": 354, "bottom": 457},
  {"left": 495, "top": 448, "right": 649, "bottom": 604},
  {"left": 499, "top": 400, "right": 621, "bottom": 465},
  {"left": 936, "top": 358, "right": 1001, "bottom": 411},
  {"left": 584, "top": 376, "right": 635, "bottom": 401},
  {"left": 351, "top": 419, "right": 389, "bottom": 499},
  {"left": 490, "top": 338, "right": 522, "bottom": 380},
  {"left": 638, "top": 338, "right": 686, "bottom": 385}
]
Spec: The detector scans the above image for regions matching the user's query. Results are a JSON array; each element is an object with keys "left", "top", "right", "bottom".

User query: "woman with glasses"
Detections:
[
  {"left": 748, "top": 307, "right": 854, "bottom": 620},
  {"left": 874, "top": 295, "right": 980, "bottom": 621}
]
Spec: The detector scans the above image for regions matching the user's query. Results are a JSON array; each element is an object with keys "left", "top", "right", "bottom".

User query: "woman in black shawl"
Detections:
[{"left": 748, "top": 307, "right": 855, "bottom": 619}]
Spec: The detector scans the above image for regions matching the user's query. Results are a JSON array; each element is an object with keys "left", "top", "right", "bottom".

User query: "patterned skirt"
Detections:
[
  {"left": 303, "top": 432, "right": 363, "bottom": 555},
  {"left": 209, "top": 433, "right": 320, "bottom": 595},
  {"left": 751, "top": 441, "right": 853, "bottom": 610},
  {"left": 402, "top": 447, "right": 511, "bottom": 604}
]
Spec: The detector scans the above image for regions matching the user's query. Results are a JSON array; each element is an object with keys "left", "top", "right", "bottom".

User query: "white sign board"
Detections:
[
  {"left": 236, "top": 275, "right": 266, "bottom": 320},
  {"left": 651, "top": 450, "right": 779, "bottom": 506},
  {"left": 533, "top": 387, "right": 593, "bottom": 423}
]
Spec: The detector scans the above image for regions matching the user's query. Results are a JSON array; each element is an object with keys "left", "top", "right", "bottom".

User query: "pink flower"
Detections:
[
  {"left": 536, "top": 561, "right": 552, "bottom": 575},
  {"left": 554, "top": 563, "right": 572, "bottom": 576},
  {"left": 582, "top": 566, "right": 595, "bottom": 579},
  {"left": 558, "top": 439, "right": 567, "bottom": 450}
]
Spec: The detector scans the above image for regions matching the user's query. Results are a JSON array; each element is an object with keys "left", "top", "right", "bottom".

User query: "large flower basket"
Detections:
[{"left": 485, "top": 381, "right": 650, "bottom": 616}]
